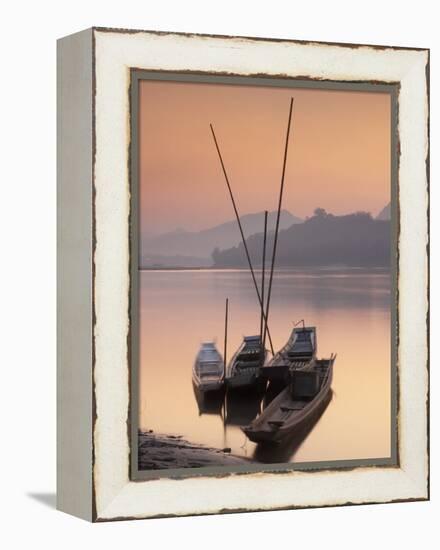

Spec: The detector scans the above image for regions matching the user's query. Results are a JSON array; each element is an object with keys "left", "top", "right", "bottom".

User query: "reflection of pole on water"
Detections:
[
  {"left": 210, "top": 123, "right": 275, "bottom": 355},
  {"left": 222, "top": 297, "right": 228, "bottom": 430},
  {"left": 222, "top": 415, "right": 227, "bottom": 450},
  {"left": 223, "top": 297, "right": 228, "bottom": 381},
  {"left": 240, "top": 434, "right": 248, "bottom": 456}
]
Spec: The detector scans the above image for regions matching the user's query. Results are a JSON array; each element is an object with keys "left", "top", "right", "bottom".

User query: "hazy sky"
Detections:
[{"left": 139, "top": 80, "right": 391, "bottom": 236}]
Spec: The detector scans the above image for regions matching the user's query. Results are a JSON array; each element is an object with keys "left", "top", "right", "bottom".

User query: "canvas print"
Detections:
[{"left": 135, "top": 77, "right": 394, "bottom": 473}]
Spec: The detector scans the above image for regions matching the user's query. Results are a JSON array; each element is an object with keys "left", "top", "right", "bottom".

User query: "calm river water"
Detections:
[{"left": 139, "top": 268, "right": 391, "bottom": 464}]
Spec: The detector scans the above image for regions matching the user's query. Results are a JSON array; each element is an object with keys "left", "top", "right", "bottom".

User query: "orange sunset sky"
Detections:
[{"left": 139, "top": 80, "right": 391, "bottom": 236}]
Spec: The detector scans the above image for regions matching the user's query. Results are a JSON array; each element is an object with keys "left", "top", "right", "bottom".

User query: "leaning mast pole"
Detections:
[
  {"left": 263, "top": 98, "right": 294, "bottom": 352},
  {"left": 259, "top": 211, "right": 268, "bottom": 352},
  {"left": 210, "top": 124, "right": 275, "bottom": 355}
]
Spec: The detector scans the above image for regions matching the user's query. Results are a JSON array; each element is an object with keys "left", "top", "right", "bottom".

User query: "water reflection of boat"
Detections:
[
  {"left": 252, "top": 390, "right": 333, "bottom": 463},
  {"left": 226, "top": 335, "right": 267, "bottom": 393},
  {"left": 224, "top": 391, "right": 262, "bottom": 426},
  {"left": 243, "top": 356, "right": 335, "bottom": 444},
  {"left": 192, "top": 382, "right": 224, "bottom": 416},
  {"left": 192, "top": 342, "right": 225, "bottom": 397}
]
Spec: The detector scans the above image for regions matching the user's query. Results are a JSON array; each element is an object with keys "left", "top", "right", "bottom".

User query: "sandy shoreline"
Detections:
[{"left": 138, "top": 431, "right": 252, "bottom": 470}]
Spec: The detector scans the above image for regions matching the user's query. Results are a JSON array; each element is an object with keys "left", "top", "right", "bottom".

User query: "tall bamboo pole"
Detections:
[
  {"left": 263, "top": 98, "right": 294, "bottom": 352},
  {"left": 210, "top": 124, "right": 274, "bottom": 355}
]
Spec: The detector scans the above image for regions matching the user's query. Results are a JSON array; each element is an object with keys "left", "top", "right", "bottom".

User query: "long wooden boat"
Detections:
[
  {"left": 226, "top": 335, "right": 267, "bottom": 392},
  {"left": 192, "top": 342, "right": 225, "bottom": 396},
  {"left": 260, "top": 326, "right": 316, "bottom": 385},
  {"left": 242, "top": 355, "right": 335, "bottom": 444}
]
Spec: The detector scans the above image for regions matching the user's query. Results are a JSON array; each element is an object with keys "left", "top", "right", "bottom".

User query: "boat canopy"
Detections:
[
  {"left": 197, "top": 342, "right": 222, "bottom": 364},
  {"left": 288, "top": 328, "right": 315, "bottom": 358},
  {"left": 233, "top": 335, "right": 263, "bottom": 368},
  {"left": 289, "top": 369, "right": 320, "bottom": 398},
  {"left": 242, "top": 335, "right": 262, "bottom": 350},
  {"left": 201, "top": 342, "right": 217, "bottom": 349}
]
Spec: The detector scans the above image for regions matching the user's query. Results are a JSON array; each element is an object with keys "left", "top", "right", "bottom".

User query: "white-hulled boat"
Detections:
[{"left": 192, "top": 342, "right": 225, "bottom": 396}]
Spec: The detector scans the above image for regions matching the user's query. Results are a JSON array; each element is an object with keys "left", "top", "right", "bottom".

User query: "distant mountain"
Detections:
[
  {"left": 212, "top": 210, "right": 390, "bottom": 268},
  {"left": 141, "top": 210, "right": 302, "bottom": 267},
  {"left": 376, "top": 203, "right": 391, "bottom": 220},
  {"left": 139, "top": 253, "right": 212, "bottom": 269}
]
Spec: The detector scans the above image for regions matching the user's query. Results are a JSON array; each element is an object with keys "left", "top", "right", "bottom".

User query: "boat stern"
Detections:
[{"left": 242, "top": 425, "right": 281, "bottom": 444}]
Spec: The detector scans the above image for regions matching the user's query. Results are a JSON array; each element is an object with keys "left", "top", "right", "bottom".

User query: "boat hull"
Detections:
[
  {"left": 245, "top": 387, "right": 331, "bottom": 443},
  {"left": 226, "top": 372, "right": 265, "bottom": 393},
  {"left": 193, "top": 342, "right": 225, "bottom": 400},
  {"left": 243, "top": 358, "right": 334, "bottom": 444},
  {"left": 192, "top": 377, "right": 224, "bottom": 396}
]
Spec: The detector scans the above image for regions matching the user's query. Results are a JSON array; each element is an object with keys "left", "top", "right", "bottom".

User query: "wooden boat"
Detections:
[
  {"left": 192, "top": 342, "right": 225, "bottom": 396},
  {"left": 242, "top": 355, "right": 335, "bottom": 444},
  {"left": 225, "top": 335, "right": 267, "bottom": 392},
  {"left": 252, "top": 390, "right": 333, "bottom": 463},
  {"left": 272, "top": 326, "right": 316, "bottom": 366},
  {"left": 260, "top": 326, "right": 316, "bottom": 385}
]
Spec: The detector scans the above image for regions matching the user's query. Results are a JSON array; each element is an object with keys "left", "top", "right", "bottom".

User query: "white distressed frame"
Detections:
[{"left": 62, "top": 28, "right": 429, "bottom": 521}]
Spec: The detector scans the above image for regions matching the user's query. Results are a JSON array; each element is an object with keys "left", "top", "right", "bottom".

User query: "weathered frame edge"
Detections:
[
  {"left": 57, "top": 27, "right": 94, "bottom": 522},
  {"left": 86, "top": 28, "right": 429, "bottom": 522}
]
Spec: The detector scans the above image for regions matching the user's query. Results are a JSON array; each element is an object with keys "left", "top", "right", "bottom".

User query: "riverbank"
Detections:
[{"left": 138, "top": 431, "right": 252, "bottom": 470}]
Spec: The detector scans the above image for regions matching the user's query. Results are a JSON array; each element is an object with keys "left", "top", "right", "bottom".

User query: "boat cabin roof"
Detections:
[
  {"left": 293, "top": 327, "right": 315, "bottom": 336},
  {"left": 198, "top": 342, "right": 221, "bottom": 363},
  {"left": 244, "top": 335, "right": 261, "bottom": 343},
  {"left": 201, "top": 342, "right": 217, "bottom": 349},
  {"left": 242, "top": 335, "right": 262, "bottom": 351},
  {"left": 289, "top": 327, "right": 315, "bottom": 356}
]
